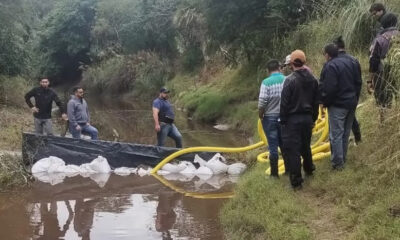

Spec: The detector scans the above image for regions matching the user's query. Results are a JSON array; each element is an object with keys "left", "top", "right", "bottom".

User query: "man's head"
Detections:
[
  {"left": 370, "top": 3, "right": 386, "bottom": 20},
  {"left": 267, "top": 59, "right": 281, "bottom": 73},
  {"left": 39, "top": 78, "right": 50, "bottom": 89},
  {"left": 380, "top": 12, "right": 398, "bottom": 28},
  {"left": 73, "top": 86, "right": 84, "bottom": 99},
  {"left": 323, "top": 43, "right": 339, "bottom": 62},
  {"left": 159, "top": 87, "right": 170, "bottom": 99},
  {"left": 334, "top": 36, "right": 345, "bottom": 50},
  {"left": 290, "top": 50, "right": 306, "bottom": 69}
]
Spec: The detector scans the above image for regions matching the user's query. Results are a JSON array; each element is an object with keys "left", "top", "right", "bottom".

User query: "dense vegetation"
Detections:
[{"left": 0, "top": 0, "right": 399, "bottom": 237}]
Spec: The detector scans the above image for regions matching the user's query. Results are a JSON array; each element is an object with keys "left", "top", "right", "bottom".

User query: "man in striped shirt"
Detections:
[{"left": 258, "top": 59, "right": 287, "bottom": 177}]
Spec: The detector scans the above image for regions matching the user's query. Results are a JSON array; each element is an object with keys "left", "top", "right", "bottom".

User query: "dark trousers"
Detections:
[
  {"left": 261, "top": 115, "right": 286, "bottom": 176},
  {"left": 281, "top": 115, "right": 315, "bottom": 187}
]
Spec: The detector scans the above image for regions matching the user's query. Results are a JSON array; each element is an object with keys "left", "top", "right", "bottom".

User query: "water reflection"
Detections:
[{"left": 0, "top": 174, "right": 231, "bottom": 240}]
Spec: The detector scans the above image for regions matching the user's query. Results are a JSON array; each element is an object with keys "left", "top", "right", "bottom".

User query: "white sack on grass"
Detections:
[
  {"left": 227, "top": 163, "right": 247, "bottom": 175},
  {"left": 88, "top": 156, "right": 111, "bottom": 173},
  {"left": 194, "top": 154, "right": 207, "bottom": 167},
  {"left": 161, "top": 162, "right": 186, "bottom": 173},
  {"left": 205, "top": 153, "right": 228, "bottom": 174},
  {"left": 32, "top": 156, "right": 65, "bottom": 173},
  {"left": 179, "top": 162, "right": 197, "bottom": 174}
]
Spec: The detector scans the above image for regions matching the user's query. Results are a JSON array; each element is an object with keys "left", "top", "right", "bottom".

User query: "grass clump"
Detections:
[
  {"left": 0, "top": 154, "right": 31, "bottom": 191},
  {"left": 221, "top": 163, "right": 313, "bottom": 240}
]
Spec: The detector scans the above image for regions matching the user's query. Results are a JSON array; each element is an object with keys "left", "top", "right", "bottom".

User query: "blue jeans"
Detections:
[
  {"left": 157, "top": 123, "right": 183, "bottom": 148},
  {"left": 69, "top": 123, "right": 98, "bottom": 140},
  {"left": 262, "top": 115, "right": 283, "bottom": 176},
  {"left": 328, "top": 106, "right": 355, "bottom": 168}
]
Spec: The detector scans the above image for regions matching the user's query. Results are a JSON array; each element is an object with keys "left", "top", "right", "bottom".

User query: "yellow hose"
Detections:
[
  {"left": 152, "top": 173, "right": 234, "bottom": 199},
  {"left": 151, "top": 109, "right": 331, "bottom": 177}
]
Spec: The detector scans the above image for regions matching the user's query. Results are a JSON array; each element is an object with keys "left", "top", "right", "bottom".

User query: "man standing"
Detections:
[
  {"left": 319, "top": 44, "right": 361, "bottom": 170},
  {"left": 152, "top": 87, "right": 182, "bottom": 148},
  {"left": 67, "top": 87, "right": 98, "bottom": 140},
  {"left": 25, "top": 78, "right": 67, "bottom": 135},
  {"left": 280, "top": 50, "right": 319, "bottom": 189},
  {"left": 258, "top": 59, "right": 286, "bottom": 177},
  {"left": 334, "top": 36, "right": 363, "bottom": 145},
  {"left": 369, "top": 13, "right": 399, "bottom": 122}
]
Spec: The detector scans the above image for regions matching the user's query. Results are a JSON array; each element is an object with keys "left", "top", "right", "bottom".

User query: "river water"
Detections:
[{"left": 0, "top": 96, "right": 249, "bottom": 240}]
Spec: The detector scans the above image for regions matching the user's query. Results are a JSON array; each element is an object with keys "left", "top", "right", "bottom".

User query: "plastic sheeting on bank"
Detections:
[{"left": 22, "top": 132, "right": 215, "bottom": 168}]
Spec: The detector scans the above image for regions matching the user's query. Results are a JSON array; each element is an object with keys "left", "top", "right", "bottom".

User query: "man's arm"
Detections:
[
  {"left": 258, "top": 83, "right": 268, "bottom": 119},
  {"left": 67, "top": 101, "right": 77, "bottom": 127},
  {"left": 279, "top": 79, "right": 292, "bottom": 124},
  {"left": 312, "top": 80, "right": 320, "bottom": 123},
  {"left": 355, "top": 60, "right": 363, "bottom": 100},
  {"left": 319, "top": 64, "right": 338, "bottom": 107},
  {"left": 24, "top": 88, "right": 35, "bottom": 108},
  {"left": 152, "top": 107, "right": 160, "bottom": 132},
  {"left": 52, "top": 91, "right": 67, "bottom": 120}
]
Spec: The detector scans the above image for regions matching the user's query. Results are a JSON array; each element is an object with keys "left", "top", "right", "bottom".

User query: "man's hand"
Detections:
[
  {"left": 367, "top": 73, "right": 375, "bottom": 95},
  {"left": 155, "top": 124, "right": 161, "bottom": 132},
  {"left": 86, "top": 122, "right": 91, "bottom": 126},
  {"left": 76, "top": 125, "right": 81, "bottom": 131},
  {"left": 31, "top": 107, "right": 39, "bottom": 113},
  {"left": 258, "top": 109, "right": 264, "bottom": 119},
  {"left": 61, "top": 113, "right": 68, "bottom": 121}
]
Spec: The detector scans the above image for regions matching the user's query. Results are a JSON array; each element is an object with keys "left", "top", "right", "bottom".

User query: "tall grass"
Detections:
[{"left": 0, "top": 154, "right": 31, "bottom": 191}]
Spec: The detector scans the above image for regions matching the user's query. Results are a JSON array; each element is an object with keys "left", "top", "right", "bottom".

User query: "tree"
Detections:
[{"left": 37, "top": 0, "right": 97, "bottom": 84}]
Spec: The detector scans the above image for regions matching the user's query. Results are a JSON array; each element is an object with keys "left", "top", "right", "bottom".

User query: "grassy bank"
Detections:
[{"left": 220, "top": 101, "right": 400, "bottom": 240}]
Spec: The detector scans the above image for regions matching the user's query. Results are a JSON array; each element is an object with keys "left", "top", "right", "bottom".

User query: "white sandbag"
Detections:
[
  {"left": 179, "top": 162, "right": 197, "bottom": 174},
  {"left": 33, "top": 172, "right": 66, "bottom": 186},
  {"left": 161, "top": 163, "right": 186, "bottom": 173},
  {"left": 194, "top": 166, "right": 213, "bottom": 176},
  {"left": 194, "top": 154, "right": 207, "bottom": 167},
  {"left": 79, "top": 164, "right": 96, "bottom": 174},
  {"left": 88, "top": 156, "right": 111, "bottom": 173},
  {"left": 32, "top": 156, "right": 65, "bottom": 173},
  {"left": 138, "top": 168, "right": 152, "bottom": 177},
  {"left": 156, "top": 170, "right": 171, "bottom": 175},
  {"left": 177, "top": 173, "right": 195, "bottom": 182},
  {"left": 205, "top": 153, "right": 228, "bottom": 174},
  {"left": 63, "top": 165, "right": 81, "bottom": 177},
  {"left": 227, "top": 163, "right": 247, "bottom": 175},
  {"left": 115, "top": 167, "right": 134, "bottom": 176},
  {"left": 89, "top": 173, "right": 110, "bottom": 187}
]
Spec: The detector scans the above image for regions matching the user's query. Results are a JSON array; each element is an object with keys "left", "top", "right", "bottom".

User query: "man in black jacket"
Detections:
[
  {"left": 319, "top": 44, "right": 361, "bottom": 170},
  {"left": 25, "top": 78, "right": 67, "bottom": 135},
  {"left": 280, "top": 50, "right": 319, "bottom": 189},
  {"left": 334, "top": 36, "right": 363, "bottom": 144}
]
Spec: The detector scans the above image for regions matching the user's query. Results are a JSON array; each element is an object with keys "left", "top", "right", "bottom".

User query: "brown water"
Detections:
[
  {"left": 0, "top": 174, "right": 235, "bottom": 240},
  {"left": 1, "top": 96, "right": 248, "bottom": 240}
]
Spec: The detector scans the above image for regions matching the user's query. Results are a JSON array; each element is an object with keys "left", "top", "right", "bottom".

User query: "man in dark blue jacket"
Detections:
[
  {"left": 334, "top": 36, "right": 363, "bottom": 145},
  {"left": 319, "top": 44, "right": 361, "bottom": 170}
]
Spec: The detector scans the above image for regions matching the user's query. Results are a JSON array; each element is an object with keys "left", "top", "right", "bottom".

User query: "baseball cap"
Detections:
[
  {"left": 284, "top": 55, "right": 291, "bottom": 65},
  {"left": 160, "top": 87, "right": 170, "bottom": 93},
  {"left": 290, "top": 50, "right": 306, "bottom": 64}
]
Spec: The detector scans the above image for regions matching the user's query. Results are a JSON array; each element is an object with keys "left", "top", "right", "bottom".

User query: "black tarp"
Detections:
[{"left": 22, "top": 133, "right": 215, "bottom": 168}]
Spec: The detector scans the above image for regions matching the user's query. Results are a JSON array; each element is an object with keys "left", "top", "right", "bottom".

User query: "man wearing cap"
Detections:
[
  {"left": 152, "top": 87, "right": 183, "bottom": 148},
  {"left": 319, "top": 44, "right": 361, "bottom": 170},
  {"left": 280, "top": 50, "right": 319, "bottom": 189}
]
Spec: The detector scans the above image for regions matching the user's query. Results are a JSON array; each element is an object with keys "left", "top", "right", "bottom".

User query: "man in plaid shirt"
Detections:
[{"left": 258, "top": 59, "right": 287, "bottom": 177}]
